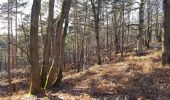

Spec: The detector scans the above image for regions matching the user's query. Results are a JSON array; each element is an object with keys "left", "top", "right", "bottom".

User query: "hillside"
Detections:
[{"left": 0, "top": 47, "right": 170, "bottom": 100}]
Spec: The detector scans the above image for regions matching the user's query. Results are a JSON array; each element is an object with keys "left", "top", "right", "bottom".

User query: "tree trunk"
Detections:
[
  {"left": 91, "top": 0, "right": 102, "bottom": 65},
  {"left": 162, "top": 0, "right": 170, "bottom": 65},
  {"left": 136, "top": 0, "right": 145, "bottom": 56},
  {"left": 40, "top": 10, "right": 44, "bottom": 48},
  {"left": 106, "top": 6, "right": 110, "bottom": 59},
  {"left": 41, "top": 0, "right": 55, "bottom": 89},
  {"left": 156, "top": 0, "right": 162, "bottom": 42},
  {"left": 15, "top": 0, "right": 18, "bottom": 68},
  {"left": 46, "top": 0, "right": 72, "bottom": 88},
  {"left": 29, "top": 0, "right": 42, "bottom": 95},
  {"left": 145, "top": 0, "right": 152, "bottom": 49},
  {"left": 112, "top": 10, "right": 120, "bottom": 54},
  {"left": 7, "top": 0, "right": 12, "bottom": 94},
  {"left": 121, "top": 1, "right": 125, "bottom": 58},
  {"left": 53, "top": 14, "right": 69, "bottom": 87},
  {"left": 11, "top": 17, "right": 15, "bottom": 68}
]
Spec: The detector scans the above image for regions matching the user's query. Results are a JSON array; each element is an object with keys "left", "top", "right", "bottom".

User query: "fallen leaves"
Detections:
[{"left": 1, "top": 48, "right": 170, "bottom": 99}]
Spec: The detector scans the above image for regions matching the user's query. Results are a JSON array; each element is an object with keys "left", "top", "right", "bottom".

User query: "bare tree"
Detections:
[
  {"left": 90, "top": 0, "right": 102, "bottom": 65},
  {"left": 29, "top": 0, "right": 42, "bottom": 95},
  {"left": 46, "top": 0, "right": 72, "bottom": 88},
  {"left": 7, "top": 0, "right": 12, "bottom": 94},
  {"left": 41, "top": 0, "right": 55, "bottom": 89},
  {"left": 136, "top": 0, "right": 145, "bottom": 55}
]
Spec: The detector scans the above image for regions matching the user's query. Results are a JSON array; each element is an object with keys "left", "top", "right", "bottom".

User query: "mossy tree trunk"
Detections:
[
  {"left": 41, "top": 0, "right": 55, "bottom": 89},
  {"left": 45, "top": 0, "right": 72, "bottom": 89}
]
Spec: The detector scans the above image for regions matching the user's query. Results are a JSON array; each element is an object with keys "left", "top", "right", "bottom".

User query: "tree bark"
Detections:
[
  {"left": 136, "top": 0, "right": 145, "bottom": 56},
  {"left": 121, "top": 1, "right": 125, "bottom": 58},
  {"left": 162, "top": 0, "right": 170, "bottom": 65},
  {"left": 15, "top": 0, "right": 18, "bottom": 68},
  {"left": 29, "top": 0, "right": 42, "bottom": 95},
  {"left": 46, "top": 0, "right": 72, "bottom": 88},
  {"left": 7, "top": 0, "right": 12, "bottom": 94},
  {"left": 91, "top": 0, "right": 102, "bottom": 65},
  {"left": 41, "top": 0, "right": 55, "bottom": 89}
]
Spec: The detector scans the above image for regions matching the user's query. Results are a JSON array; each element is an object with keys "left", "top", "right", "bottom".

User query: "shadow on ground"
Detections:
[{"left": 51, "top": 67, "right": 170, "bottom": 99}]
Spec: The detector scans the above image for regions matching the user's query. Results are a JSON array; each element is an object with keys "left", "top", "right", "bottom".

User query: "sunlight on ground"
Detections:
[{"left": 0, "top": 49, "right": 170, "bottom": 99}]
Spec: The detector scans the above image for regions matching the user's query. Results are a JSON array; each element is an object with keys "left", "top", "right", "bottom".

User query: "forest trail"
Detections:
[{"left": 1, "top": 45, "right": 170, "bottom": 100}]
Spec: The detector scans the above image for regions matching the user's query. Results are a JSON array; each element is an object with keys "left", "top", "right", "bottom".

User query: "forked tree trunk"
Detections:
[
  {"left": 45, "top": 0, "right": 72, "bottom": 88},
  {"left": 53, "top": 0, "right": 72, "bottom": 87},
  {"left": 53, "top": 14, "right": 69, "bottom": 86},
  {"left": 162, "top": 0, "right": 170, "bottom": 65},
  {"left": 41, "top": 0, "right": 55, "bottom": 89},
  {"left": 29, "top": 0, "right": 42, "bottom": 95}
]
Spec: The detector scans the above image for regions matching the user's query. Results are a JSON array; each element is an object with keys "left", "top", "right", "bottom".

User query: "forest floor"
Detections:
[{"left": 0, "top": 45, "right": 170, "bottom": 100}]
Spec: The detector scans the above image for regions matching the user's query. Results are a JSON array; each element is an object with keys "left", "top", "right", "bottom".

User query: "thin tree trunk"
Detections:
[
  {"left": 106, "top": 6, "right": 109, "bottom": 59},
  {"left": 156, "top": 0, "right": 161, "bottom": 42},
  {"left": 15, "top": 0, "right": 18, "bottom": 68},
  {"left": 121, "top": 1, "right": 125, "bottom": 58},
  {"left": 7, "top": 0, "right": 12, "bottom": 94},
  {"left": 11, "top": 17, "right": 15, "bottom": 68},
  {"left": 39, "top": 10, "right": 44, "bottom": 48}
]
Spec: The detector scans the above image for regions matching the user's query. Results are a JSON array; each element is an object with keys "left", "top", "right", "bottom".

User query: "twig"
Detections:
[{"left": 8, "top": 41, "right": 31, "bottom": 64}]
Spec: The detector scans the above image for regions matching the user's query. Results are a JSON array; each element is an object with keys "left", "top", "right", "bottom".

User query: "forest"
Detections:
[{"left": 0, "top": 0, "right": 170, "bottom": 99}]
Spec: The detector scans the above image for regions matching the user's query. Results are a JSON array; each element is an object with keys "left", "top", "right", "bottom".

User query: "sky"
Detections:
[
  {"left": 0, "top": 0, "right": 60, "bottom": 35},
  {"left": 0, "top": 0, "right": 139, "bottom": 35},
  {"left": 0, "top": 0, "right": 32, "bottom": 34}
]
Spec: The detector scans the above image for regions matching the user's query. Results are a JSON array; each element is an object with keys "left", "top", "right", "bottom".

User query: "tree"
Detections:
[
  {"left": 46, "top": 0, "right": 72, "bottom": 88},
  {"left": 162, "top": 0, "right": 170, "bottom": 65},
  {"left": 155, "top": 0, "right": 162, "bottom": 42},
  {"left": 29, "top": 0, "right": 42, "bottom": 95},
  {"left": 91, "top": 0, "right": 102, "bottom": 65},
  {"left": 145, "top": 0, "right": 152, "bottom": 48},
  {"left": 15, "top": 0, "right": 18, "bottom": 68},
  {"left": 41, "top": 0, "right": 55, "bottom": 89},
  {"left": 7, "top": 0, "right": 12, "bottom": 94},
  {"left": 136, "top": 0, "right": 145, "bottom": 55}
]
